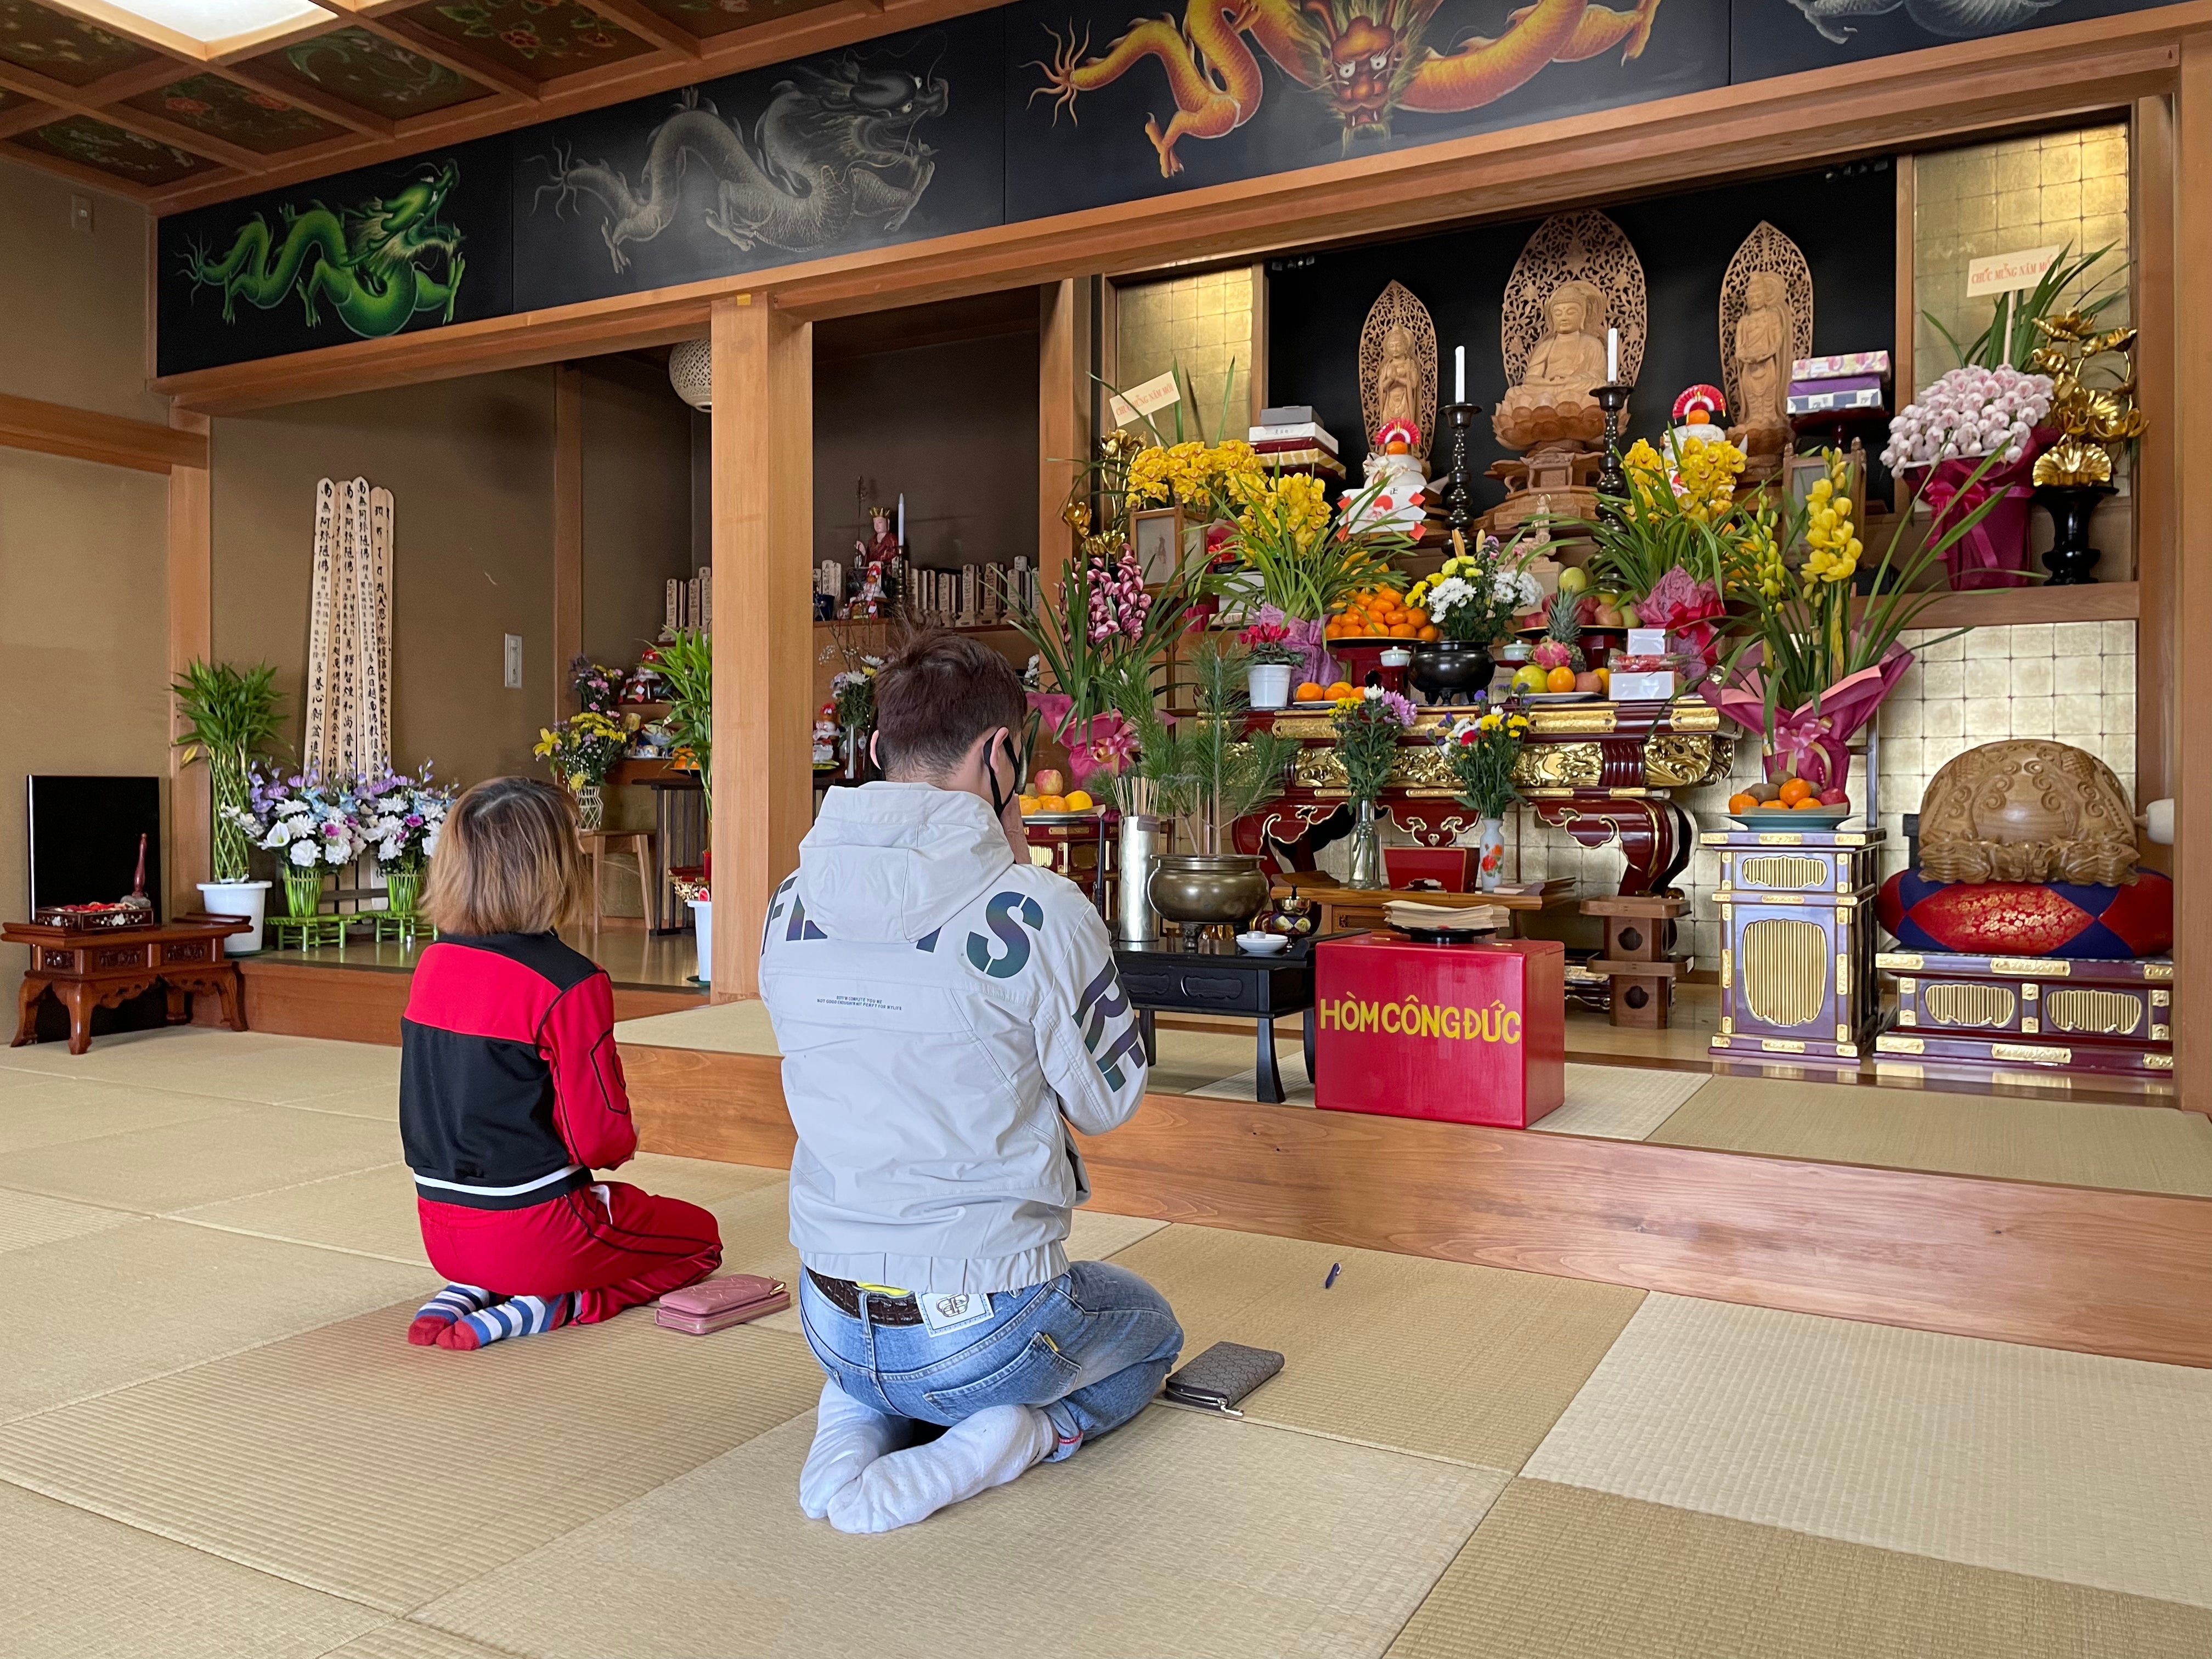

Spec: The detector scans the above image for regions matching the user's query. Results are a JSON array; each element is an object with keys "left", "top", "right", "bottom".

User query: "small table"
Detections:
[
  {"left": 1273, "top": 879, "right": 1579, "bottom": 939},
  {"left": 8, "top": 915, "right": 250, "bottom": 1054},
  {"left": 1114, "top": 933, "right": 1361, "bottom": 1104}
]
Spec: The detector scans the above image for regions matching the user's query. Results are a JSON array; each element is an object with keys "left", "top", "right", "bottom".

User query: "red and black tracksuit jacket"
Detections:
[{"left": 399, "top": 932, "right": 635, "bottom": 1209}]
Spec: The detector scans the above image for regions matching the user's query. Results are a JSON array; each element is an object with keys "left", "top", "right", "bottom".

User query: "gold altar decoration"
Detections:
[
  {"left": 1494, "top": 211, "right": 1646, "bottom": 452},
  {"left": 2026, "top": 313, "right": 2147, "bottom": 487},
  {"left": 1284, "top": 730, "right": 1732, "bottom": 795},
  {"left": 1917, "top": 740, "right": 2140, "bottom": 887},
  {"left": 1718, "top": 222, "right": 1814, "bottom": 461},
  {"left": 1358, "top": 281, "right": 1439, "bottom": 453}
]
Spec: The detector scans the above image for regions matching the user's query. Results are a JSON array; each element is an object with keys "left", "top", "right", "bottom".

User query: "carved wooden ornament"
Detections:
[
  {"left": 1917, "top": 740, "right": 2140, "bottom": 887},
  {"left": 1719, "top": 221, "right": 1815, "bottom": 426},
  {"left": 1500, "top": 211, "right": 1646, "bottom": 390},
  {"left": 1358, "top": 280, "right": 1438, "bottom": 454}
]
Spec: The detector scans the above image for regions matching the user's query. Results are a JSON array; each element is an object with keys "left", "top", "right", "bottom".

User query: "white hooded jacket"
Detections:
[{"left": 758, "top": 782, "right": 1148, "bottom": 1295}]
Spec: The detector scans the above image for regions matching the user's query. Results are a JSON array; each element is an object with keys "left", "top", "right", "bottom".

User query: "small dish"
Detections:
[
  {"left": 1236, "top": 932, "right": 1291, "bottom": 955},
  {"left": 1729, "top": 805, "right": 1852, "bottom": 829}
]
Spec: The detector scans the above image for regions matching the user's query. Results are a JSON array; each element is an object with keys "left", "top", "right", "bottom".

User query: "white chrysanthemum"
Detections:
[{"left": 288, "top": 840, "right": 319, "bottom": 867}]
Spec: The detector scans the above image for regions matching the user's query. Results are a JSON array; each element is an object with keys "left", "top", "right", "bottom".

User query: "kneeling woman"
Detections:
[{"left": 399, "top": 777, "right": 721, "bottom": 1350}]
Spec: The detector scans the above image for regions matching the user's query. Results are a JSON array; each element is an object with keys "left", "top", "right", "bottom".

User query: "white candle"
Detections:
[
  {"left": 896, "top": 493, "right": 905, "bottom": 548},
  {"left": 1606, "top": 328, "right": 1619, "bottom": 383},
  {"left": 1454, "top": 345, "right": 1465, "bottom": 405}
]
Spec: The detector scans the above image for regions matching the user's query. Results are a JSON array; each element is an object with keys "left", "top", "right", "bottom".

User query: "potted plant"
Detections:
[
  {"left": 172, "top": 659, "right": 285, "bottom": 951},
  {"left": 533, "top": 709, "right": 633, "bottom": 831},
  {"left": 1579, "top": 435, "right": 1746, "bottom": 665},
  {"left": 1239, "top": 620, "right": 1301, "bottom": 710},
  {"left": 1881, "top": 365, "right": 2055, "bottom": 590},
  {"left": 1217, "top": 470, "right": 1409, "bottom": 687},
  {"left": 1440, "top": 702, "right": 1533, "bottom": 891},
  {"left": 650, "top": 630, "right": 713, "bottom": 980},
  {"left": 1105, "top": 638, "right": 1297, "bottom": 943},
  {"left": 1330, "top": 685, "right": 1419, "bottom": 888},
  {"left": 356, "top": 764, "right": 454, "bottom": 918},
  {"left": 1404, "top": 534, "right": 1543, "bottom": 704}
]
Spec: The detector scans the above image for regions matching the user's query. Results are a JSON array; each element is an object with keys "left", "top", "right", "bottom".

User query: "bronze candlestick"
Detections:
[
  {"left": 1440, "top": 400, "right": 1481, "bottom": 534},
  {"left": 1592, "top": 383, "right": 1633, "bottom": 518}
]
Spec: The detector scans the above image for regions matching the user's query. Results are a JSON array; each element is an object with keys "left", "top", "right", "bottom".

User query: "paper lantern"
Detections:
[{"left": 668, "top": 338, "right": 712, "bottom": 411}]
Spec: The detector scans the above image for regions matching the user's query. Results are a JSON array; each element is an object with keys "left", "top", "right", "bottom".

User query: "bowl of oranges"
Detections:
[
  {"left": 1293, "top": 678, "right": 1360, "bottom": 707},
  {"left": 1725, "top": 776, "right": 1850, "bottom": 828},
  {"left": 1018, "top": 769, "right": 1101, "bottom": 820},
  {"left": 1322, "top": 585, "right": 1441, "bottom": 646}
]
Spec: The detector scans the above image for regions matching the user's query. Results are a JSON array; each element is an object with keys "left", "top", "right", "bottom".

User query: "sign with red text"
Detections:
[{"left": 1966, "top": 245, "right": 2065, "bottom": 298}]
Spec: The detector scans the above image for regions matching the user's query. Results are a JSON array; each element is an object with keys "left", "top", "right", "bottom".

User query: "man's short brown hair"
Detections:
[
  {"left": 873, "top": 631, "right": 1027, "bottom": 779},
  {"left": 422, "top": 776, "right": 589, "bottom": 936}
]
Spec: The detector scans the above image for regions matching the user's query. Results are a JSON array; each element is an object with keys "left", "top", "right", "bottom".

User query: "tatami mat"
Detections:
[
  {"left": 0, "top": 1308, "right": 825, "bottom": 1612},
  {"left": 419, "top": 1405, "right": 1502, "bottom": 1659},
  {"left": 171, "top": 1152, "right": 785, "bottom": 1269},
  {"left": 1191, "top": 1061, "right": 1315, "bottom": 1105},
  {"left": 0, "top": 1186, "right": 133, "bottom": 1254},
  {"left": 320, "top": 1625, "right": 528, "bottom": 1659},
  {"left": 0, "top": 1075, "right": 256, "bottom": 1155},
  {"left": 616, "top": 998, "right": 781, "bottom": 1054},
  {"left": 1146, "top": 1028, "right": 1291, "bottom": 1097},
  {"left": 1532, "top": 1064, "right": 1713, "bottom": 1141},
  {"left": 1385, "top": 1477, "right": 2212, "bottom": 1659},
  {"left": 0, "top": 1028, "right": 400, "bottom": 1105},
  {"left": 1521, "top": 1294, "right": 2212, "bottom": 1610},
  {"left": 0, "top": 1103, "right": 399, "bottom": 1214},
  {"left": 0, "top": 1218, "right": 425, "bottom": 1423},
  {"left": 0, "top": 1478, "right": 385, "bottom": 1659},
  {"left": 1109, "top": 1225, "right": 1644, "bottom": 1471},
  {"left": 1649, "top": 1074, "right": 2212, "bottom": 1195}
]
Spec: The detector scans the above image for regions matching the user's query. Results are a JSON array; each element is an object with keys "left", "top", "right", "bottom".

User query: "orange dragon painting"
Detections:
[{"left": 1032, "top": 0, "right": 1665, "bottom": 177}]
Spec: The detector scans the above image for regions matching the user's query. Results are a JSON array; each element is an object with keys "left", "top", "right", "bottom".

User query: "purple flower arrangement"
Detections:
[
  {"left": 227, "top": 763, "right": 455, "bottom": 872},
  {"left": 1085, "top": 549, "right": 1154, "bottom": 645}
]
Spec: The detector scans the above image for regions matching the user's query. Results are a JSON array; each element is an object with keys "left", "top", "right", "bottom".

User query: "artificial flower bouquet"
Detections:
[
  {"left": 1881, "top": 365, "right": 2055, "bottom": 590},
  {"left": 1331, "top": 684, "right": 1419, "bottom": 803},
  {"left": 533, "top": 709, "right": 635, "bottom": 791},
  {"left": 355, "top": 765, "right": 454, "bottom": 871},
  {"left": 228, "top": 768, "right": 370, "bottom": 871},
  {"left": 1408, "top": 533, "right": 1544, "bottom": 645},
  {"left": 1440, "top": 702, "right": 1531, "bottom": 821}
]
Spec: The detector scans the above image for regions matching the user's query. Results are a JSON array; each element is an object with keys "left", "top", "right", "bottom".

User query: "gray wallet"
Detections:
[{"left": 1163, "top": 1341, "right": 1284, "bottom": 1417}]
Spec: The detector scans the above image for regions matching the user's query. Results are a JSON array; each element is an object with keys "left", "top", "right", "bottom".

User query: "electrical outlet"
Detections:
[
  {"left": 69, "top": 195, "right": 92, "bottom": 235},
  {"left": 504, "top": 634, "right": 523, "bottom": 689}
]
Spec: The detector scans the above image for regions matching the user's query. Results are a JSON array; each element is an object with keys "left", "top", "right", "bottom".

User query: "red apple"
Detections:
[
  {"left": 1818, "top": 788, "right": 1849, "bottom": 806},
  {"left": 1032, "top": 768, "right": 1065, "bottom": 796},
  {"left": 1573, "top": 671, "right": 1602, "bottom": 692}
]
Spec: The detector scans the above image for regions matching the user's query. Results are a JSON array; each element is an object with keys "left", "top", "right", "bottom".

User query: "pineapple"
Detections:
[{"left": 1531, "top": 588, "right": 1586, "bottom": 672}]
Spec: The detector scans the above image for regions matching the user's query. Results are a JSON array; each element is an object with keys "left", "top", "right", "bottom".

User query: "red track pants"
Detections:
[{"left": 417, "top": 1181, "right": 723, "bottom": 1324}]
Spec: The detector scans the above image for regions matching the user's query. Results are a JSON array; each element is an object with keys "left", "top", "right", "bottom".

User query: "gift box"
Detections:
[
  {"left": 1384, "top": 846, "right": 1476, "bottom": 893},
  {"left": 1793, "top": 351, "right": 1891, "bottom": 379},
  {"left": 1787, "top": 385, "right": 1886, "bottom": 414},
  {"left": 1624, "top": 628, "right": 1673, "bottom": 656},
  {"left": 1608, "top": 670, "right": 1679, "bottom": 701},
  {"left": 1313, "top": 935, "right": 1565, "bottom": 1127}
]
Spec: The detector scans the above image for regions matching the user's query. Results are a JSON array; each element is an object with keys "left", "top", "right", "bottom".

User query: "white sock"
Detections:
[
  {"left": 798, "top": 1381, "right": 910, "bottom": 1520},
  {"left": 826, "top": 1403, "right": 1055, "bottom": 1534}
]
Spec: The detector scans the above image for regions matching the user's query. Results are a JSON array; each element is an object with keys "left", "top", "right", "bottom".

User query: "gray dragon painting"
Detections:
[
  {"left": 533, "top": 46, "right": 949, "bottom": 273},
  {"left": 1783, "top": 0, "right": 2061, "bottom": 44}
]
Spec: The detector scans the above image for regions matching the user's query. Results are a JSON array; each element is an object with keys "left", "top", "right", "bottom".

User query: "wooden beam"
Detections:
[
  {"left": 554, "top": 362, "right": 584, "bottom": 713},
  {"left": 236, "top": 957, "right": 704, "bottom": 1041},
  {"left": 618, "top": 1041, "right": 2212, "bottom": 1372},
  {"left": 1037, "top": 278, "right": 1085, "bottom": 578},
  {"left": 2173, "top": 39, "right": 2212, "bottom": 1116},
  {"left": 575, "top": 0, "right": 702, "bottom": 58},
  {"left": 709, "top": 292, "right": 811, "bottom": 999},
  {"left": 0, "top": 98, "right": 58, "bottom": 140},
  {"left": 217, "top": 63, "right": 396, "bottom": 138},
  {"left": 358, "top": 16, "right": 540, "bottom": 104},
  {"left": 2132, "top": 93, "right": 2175, "bottom": 832},
  {"left": 167, "top": 407, "right": 213, "bottom": 916},
  {"left": 1246, "top": 259, "right": 1268, "bottom": 425},
  {"left": 0, "top": 391, "right": 208, "bottom": 472},
  {"left": 1892, "top": 151, "right": 1916, "bottom": 512}
]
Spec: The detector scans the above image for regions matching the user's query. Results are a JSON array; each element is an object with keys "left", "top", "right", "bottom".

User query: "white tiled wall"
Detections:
[{"left": 1488, "top": 619, "right": 2140, "bottom": 969}]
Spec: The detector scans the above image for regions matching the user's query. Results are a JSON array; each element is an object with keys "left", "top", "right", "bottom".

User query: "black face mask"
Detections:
[{"left": 985, "top": 730, "right": 1022, "bottom": 818}]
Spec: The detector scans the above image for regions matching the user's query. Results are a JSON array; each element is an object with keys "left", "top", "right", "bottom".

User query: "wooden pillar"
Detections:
[
  {"left": 2172, "top": 40, "right": 2212, "bottom": 1112},
  {"left": 2131, "top": 93, "right": 2175, "bottom": 851},
  {"left": 1891, "top": 153, "right": 1917, "bottom": 514},
  {"left": 1039, "top": 278, "right": 1090, "bottom": 580},
  {"left": 167, "top": 407, "right": 211, "bottom": 919},
  {"left": 709, "top": 293, "right": 812, "bottom": 1000},
  {"left": 553, "top": 363, "right": 584, "bottom": 713}
]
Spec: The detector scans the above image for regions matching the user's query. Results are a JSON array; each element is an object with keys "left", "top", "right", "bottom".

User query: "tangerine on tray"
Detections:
[
  {"left": 1794, "top": 794, "right": 1834, "bottom": 809},
  {"left": 1778, "top": 778, "right": 1814, "bottom": 805},
  {"left": 1727, "top": 792, "right": 1759, "bottom": 813},
  {"left": 1295, "top": 680, "right": 1325, "bottom": 702},
  {"left": 1545, "top": 665, "right": 1578, "bottom": 691},
  {"left": 1324, "top": 680, "right": 1356, "bottom": 700}
]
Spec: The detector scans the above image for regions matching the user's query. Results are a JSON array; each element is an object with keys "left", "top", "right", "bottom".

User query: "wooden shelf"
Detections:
[
  {"left": 1861, "top": 580, "right": 2138, "bottom": 628},
  {"left": 815, "top": 618, "right": 1026, "bottom": 635}
]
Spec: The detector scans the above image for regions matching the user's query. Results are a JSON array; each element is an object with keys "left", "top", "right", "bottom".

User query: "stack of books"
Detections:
[
  {"left": 1785, "top": 351, "right": 1890, "bottom": 416},
  {"left": 1248, "top": 404, "right": 1345, "bottom": 479}
]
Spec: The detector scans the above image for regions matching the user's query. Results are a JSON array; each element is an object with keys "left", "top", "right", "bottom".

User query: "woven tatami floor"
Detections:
[{"left": 3, "top": 1024, "right": 2209, "bottom": 1657}]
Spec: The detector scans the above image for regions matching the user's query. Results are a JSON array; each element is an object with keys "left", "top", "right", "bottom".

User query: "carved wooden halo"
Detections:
[
  {"left": 1500, "top": 211, "right": 1646, "bottom": 390},
  {"left": 1719, "top": 221, "right": 1815, "bottom": 422},
  {"left": 1358, "top": 281, "right": 1439, "bottom": 456}
]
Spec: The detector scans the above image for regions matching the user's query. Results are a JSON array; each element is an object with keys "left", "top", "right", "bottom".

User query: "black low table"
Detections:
[{"left": 1113, "top": 933, "right": 1361, "bottom": 1104}]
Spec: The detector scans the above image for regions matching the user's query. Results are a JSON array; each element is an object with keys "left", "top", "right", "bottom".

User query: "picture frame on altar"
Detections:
[
  {"left": 1131, "top": 504, "right": 1185, "bottom": 586},
  {"left": 1781, "top": 440, "right": 1866, "bottom": 549}
]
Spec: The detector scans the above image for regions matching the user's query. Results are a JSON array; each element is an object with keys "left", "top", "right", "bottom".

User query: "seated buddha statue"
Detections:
[{"left": 1494, "top": 280, "right": 1612, "bottom": 450}]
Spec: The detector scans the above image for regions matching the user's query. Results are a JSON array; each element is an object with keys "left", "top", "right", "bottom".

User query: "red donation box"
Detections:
[{"left": 1313, "top": 935, "right": 1566, "bottom": 1128}]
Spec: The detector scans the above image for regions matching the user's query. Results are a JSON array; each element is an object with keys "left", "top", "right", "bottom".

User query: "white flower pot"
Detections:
[
  {"left": 198, "top": 879, "right": 272, "bottom": 953},
  {"left": 689, "top": 898, "right": 712, "bottom": 985},
  {"left": 1248, "top": 662, "right": 1294, "bottom": 710}
]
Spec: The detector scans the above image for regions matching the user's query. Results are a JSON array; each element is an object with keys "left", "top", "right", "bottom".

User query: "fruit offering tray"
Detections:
[{"left": 31, "top": 902, "right": 156, "bottom": 934}]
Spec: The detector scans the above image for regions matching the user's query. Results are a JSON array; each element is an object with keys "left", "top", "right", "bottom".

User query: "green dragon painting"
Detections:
[{"left": 180, "top": 161, "right": 466, "bottom": 338}]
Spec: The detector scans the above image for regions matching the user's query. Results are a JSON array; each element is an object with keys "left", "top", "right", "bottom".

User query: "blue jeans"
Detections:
[{"left": 798, "top": 1261, "right": 1183, "bottom": 1460}]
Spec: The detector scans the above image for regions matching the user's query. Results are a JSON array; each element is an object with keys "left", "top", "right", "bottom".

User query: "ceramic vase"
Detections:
[
  {"left": 572, "top": 784, "right": 605, "bottom": 832},
  {"left": 196, "top": 879, "right": 270, "bottom": 954},
  {"left": 1344, "top": 798, "right": 1386, "bottom": 890},
  {"left": 1474, "top": 817, "right": 1508, "bottom": 891},
  {"left": 1116, "top": 813, "right": 1165, "bottom": 944},
  {"left": 1408, "top": 640, "right": 1495, "bottom": 706},
  {"left": 841, "top": 725, "right": 870, "bottom": 783},
  {"left": 282, "top": 869, "right": 323, "bottom": 919},
  {"left": 1248, "top": 662, "right": 1294, "bottom": 711},
  {"left": 689, "top": 898, "right": 712, "bottom": 984},
  {"left": 2036, "top": 482, "right": 2115, "bottom": 585}
]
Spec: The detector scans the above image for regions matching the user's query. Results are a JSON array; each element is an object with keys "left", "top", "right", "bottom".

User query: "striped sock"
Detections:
[
  {"left": 408, "top": 1284, "right": 498, "bottom": 1346},
  {"left": 436, "top": 1291, "right": 576, "bottom": 1351}
]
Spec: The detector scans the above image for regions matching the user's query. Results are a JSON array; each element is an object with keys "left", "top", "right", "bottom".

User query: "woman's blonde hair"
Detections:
[{"left": 422, "top": 776, "right": 588, "bottom": 936}]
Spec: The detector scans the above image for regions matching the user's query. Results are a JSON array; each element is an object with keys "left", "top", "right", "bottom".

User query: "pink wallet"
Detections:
[{"left": 655, "top": 1274, "right": 789, "bottom": 1335}]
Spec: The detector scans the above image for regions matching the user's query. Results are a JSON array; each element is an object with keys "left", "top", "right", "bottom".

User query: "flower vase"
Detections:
[
  {"left": 196, "top": 879, "right": 270, "bottom": 954},
  {"left": 383, "top": 867, "right": 421, "bottom": 917},
  {"left": 282, "top": 869, "right": 323, "bottom": 919},
  {"left": 572, "top": 784, "right": 605, "bottom": 833},
  {"left": 1248, "top": 662, "right": 1293, "bottom": 710},
  {"left": 1116, "top": 813, "right": 1165, "bottom": 944},
  {"left": 1469, "top": 817, "right": 1508, "bottom": 891},
  {"left": 1345, "top": 798, "right": 1386, "bottom": 890},
  {"left": 689, "top": 898, "right": 712, "bottom": 985},
  {"left": 841, "top": 725, "right": 870, "bottom": 783},
  {"left": 2036, "top": 482, "right": 2115, "bottom": 585}
]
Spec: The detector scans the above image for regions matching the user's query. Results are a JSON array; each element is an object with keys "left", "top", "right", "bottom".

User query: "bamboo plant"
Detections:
[
  {"left": 1104, "top": 639, "right": 1296, "bottom": 855},
  {"left": 651, "top": 629, "right": 714, "bottom": 819},
  {"left": 171, "top": 660, "right": 285, "bottom": 883}
]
